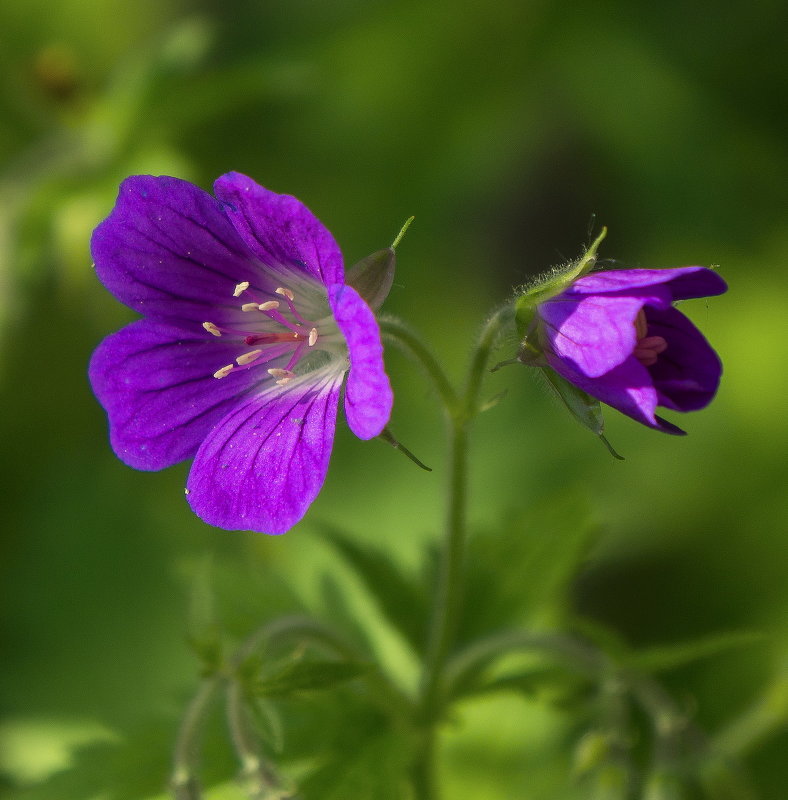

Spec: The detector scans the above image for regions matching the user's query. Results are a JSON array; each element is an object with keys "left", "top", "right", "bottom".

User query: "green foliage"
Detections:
[
  {"left": 320, "top": 525, "right": 430, "bottom": 655},
  {"left": 460, "top": 490, "right": 597, "bottom": 642},
  {"left": 253, "top": 660, "right": 371, "bottom": 699}
]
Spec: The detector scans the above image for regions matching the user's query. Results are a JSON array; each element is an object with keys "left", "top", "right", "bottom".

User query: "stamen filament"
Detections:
[{"left": 284, "top": 342, "right": 306, "bottom": 372}]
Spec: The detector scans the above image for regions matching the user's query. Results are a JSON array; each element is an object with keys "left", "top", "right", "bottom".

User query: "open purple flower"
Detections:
[
  {"left": 89, "top": 172, "right": 393, "bottom": 534},
  {"left": 534, "top": 267, "right": 727, "bottom": 434}
]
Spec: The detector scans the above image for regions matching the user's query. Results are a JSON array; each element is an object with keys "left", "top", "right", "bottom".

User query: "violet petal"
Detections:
[
  {"left": 214, "top": 172, "right": 344, "bottom": 288},
  {"left": 540, "top": 288, "right": 671, "bottom": 378},
  {"left": 91, "top": 176, "right": 260, "bottom": 323},
  {"left": 546, "top": 351, "right": 686, "bottom": 435},
  {"left": 567, "top": 267, "right": 727, "bottom": 301},
  {"left": 644, "top": 306, "right": 723, "bottom": 411},
  {"left": 328, "top": 284, "right": 393, "bottom": 439},
  {"left": 88, "top": 319, "right": 283, "bottom": 470},
  {"left": 186, "top": 366, "right": 344, "bottom": 534}
]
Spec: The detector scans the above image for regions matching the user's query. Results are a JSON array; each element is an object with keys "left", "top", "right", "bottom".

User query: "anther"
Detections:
[
  {"left": 634, "top": 310, "right": 648, "bottom": 340},
  {"left": 241, "top": 302, "right": 260, "bottom": 312},
  {"left": 308, "top": 328, "right": 318, "bottom": 346},
  {"left": 213, "top": 364, "right": 235, "bottom": 379},
  {"left": 236, "top": 349, "right": 263, "bottom": 365},
  {"left": 233, "top": 281, "right": 250, "bottom": 297},
  {"left": 259, "top": 300, "right": 280, "bottom": 311},
  {"left": 202, "top": 322, "right": 222, "bottom": 337},
  {"left": 267, "top": 368, "right": 296, "bottom": 381},
  {"left": 275, "top": 287, "right": 295, "bottom": 301}
]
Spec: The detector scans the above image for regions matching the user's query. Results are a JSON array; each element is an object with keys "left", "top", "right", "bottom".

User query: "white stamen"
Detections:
[
  {"left": 275, "top": 287, "right": 295, "bottom": 301},
  {"left": 236, "top": 349, "right": 263, "bottom": 365},
  {"left": 233, "top": 281, "right": 250, "bottom": 297},
  {"left": 276, "top": 377, "right": 292, "bottom": 385},
  {"left": 308, "top": 327, "right": 318, "bottom": 346},
  {"left": 241, "top": 302, "right": 260, "bottom": 312},
  {"left": 213, "top": 364, "right": 235, "bottom": 379},
  {"left": 202, "top": 322, "right": 222, "bottom": 337},
  {"left": 259, "top": 300, "right": 280, "bottom": 311}
]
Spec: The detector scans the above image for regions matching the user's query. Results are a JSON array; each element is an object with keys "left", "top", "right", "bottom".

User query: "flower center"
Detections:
[
  {"left": 204, "top": 280, "right": 336, "bottom": 385},
  {"left": 633, "top": 309, "right": 667, "bottom": 367}
]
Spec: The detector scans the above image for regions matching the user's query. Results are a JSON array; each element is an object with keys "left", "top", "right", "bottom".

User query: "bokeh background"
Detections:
[{"left": 1, "top": 1, "right": 787, "bottom": 798}]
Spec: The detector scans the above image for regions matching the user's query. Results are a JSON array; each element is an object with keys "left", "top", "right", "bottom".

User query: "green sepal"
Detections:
[
  {"left": 514, "top": 227, "right": 607, "bottom": 339},
  {"left": 346, "top": 247, "right": 396, "bottom": 311},
  {"left": 540, "top": 367, "right": 624, "bottom": 460},
  {"left": 345, "top": 217, "right": 413, "bottom": 311}
]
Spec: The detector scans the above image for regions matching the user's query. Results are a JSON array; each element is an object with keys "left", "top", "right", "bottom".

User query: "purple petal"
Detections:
[
  {"left": 214, "top": 172, "right": 344, "bottom": 288},
  {"left": 644, "top": 306, "right": 722, "bottom": 411},
  {"left": 539, "top": 288, "right": 671, "bottom": 378},
  {"left": 88, "top": 320, "right": 285, "bottom": 470},
  {"left": 329, "top": 284, "right": 393, "bottom": 439},
  {"left": 546, "top": 352, "right": 686, "bottom": 435},
  {"left": 91, "top": 176, "right": 261, "bottom": 323},
  {"left": 186, "top": 367, "right": 344, "bottom": 534},
  {"left": 568, "top": 267, "right": 727, "bottom": 301}
]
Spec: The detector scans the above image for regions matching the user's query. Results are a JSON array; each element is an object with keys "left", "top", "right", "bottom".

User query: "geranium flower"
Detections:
[
  {"left": 89, "top": 172, "right": 393, "bottom": 534},
  {"left": 531, "top": 267, "right": 727, "bottom": 434}
]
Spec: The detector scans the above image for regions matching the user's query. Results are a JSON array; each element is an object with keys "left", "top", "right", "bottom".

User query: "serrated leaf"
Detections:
[
  {"left": 626, "top": 631, "right": 765, "bottom": 674},
  {"left": 254, "top": 660, "right": 370, "bottom": 698},
  {"left": 460, "top": 491, "right": 597, "bottom": 643},
  {"left": 320, "top": 526, "right": 429, "bottom": 654},
  {"left": 299, "top": 731, "right": 412, "bottom": 800}
]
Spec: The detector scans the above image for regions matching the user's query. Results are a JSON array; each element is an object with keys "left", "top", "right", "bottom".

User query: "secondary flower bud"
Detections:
[{"left": 514, "top": 232, "right": 727, "bottom": 435}]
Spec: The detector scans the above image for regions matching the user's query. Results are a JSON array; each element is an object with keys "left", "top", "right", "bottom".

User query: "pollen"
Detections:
[
  {"left": 308, "top": 327, "right": 318, "bottom": 346},
  {"left": 241, "top": 302, "right": 260, "bottom": 312},
  {"left": 275, "top": 287, "right": 295, "bottom": 301},
  {"left": 233, "top": 281, "right": 250, "bottom": 297},
  {"left": 259, "top": 300, "right": 280, "bottom": 311},
  {"left": 236, "top": 349, "right": 263, "bottom": 365},
  {"left": 202, "top": 322, "right": 222, "bottom": 337},
  {"left": 213, "top": 364, "right": 235, "bottom": 379}
]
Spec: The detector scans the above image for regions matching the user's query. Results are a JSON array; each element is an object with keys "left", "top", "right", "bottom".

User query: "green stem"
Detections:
[
  {"left": 170, "top": 676, "right": 221, "bottom": 798},
  {"left": 409, "top": 307, "right": 512, "bottom": 799},
  {"left": 379, "top": 316, "right": 458, "bottom": 412},
  {"left": 464, "top": 306, "right": 512, "bottom": 416}
]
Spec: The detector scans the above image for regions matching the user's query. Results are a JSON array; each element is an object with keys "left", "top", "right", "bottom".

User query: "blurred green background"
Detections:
[{"left": 1, "top": 1, "right": 787, "bottom": 798}]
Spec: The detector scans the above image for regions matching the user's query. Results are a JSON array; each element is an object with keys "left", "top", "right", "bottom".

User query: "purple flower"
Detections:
[
  {"left": 535, "top": 267, "right": 727, "bottom": 434},
  {"left": 89, "top": 172, "right": 393, "bottom": 534}
]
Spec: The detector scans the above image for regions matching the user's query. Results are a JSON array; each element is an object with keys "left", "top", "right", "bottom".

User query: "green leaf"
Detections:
[
  {"left": 460, "top": 490, "right": 598, "bottom": 642},
  {"left": 625, "top": 630, "right": 766, "bottom": 674},
  {"left": 254, "top": 660, "right": 370, "bottom": 698},
  {"left": 300, "top": 730, "right": 412, "bottom": 800},
  {"left": 321, "top": 526, "right": 429, "bottom": 654}
]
